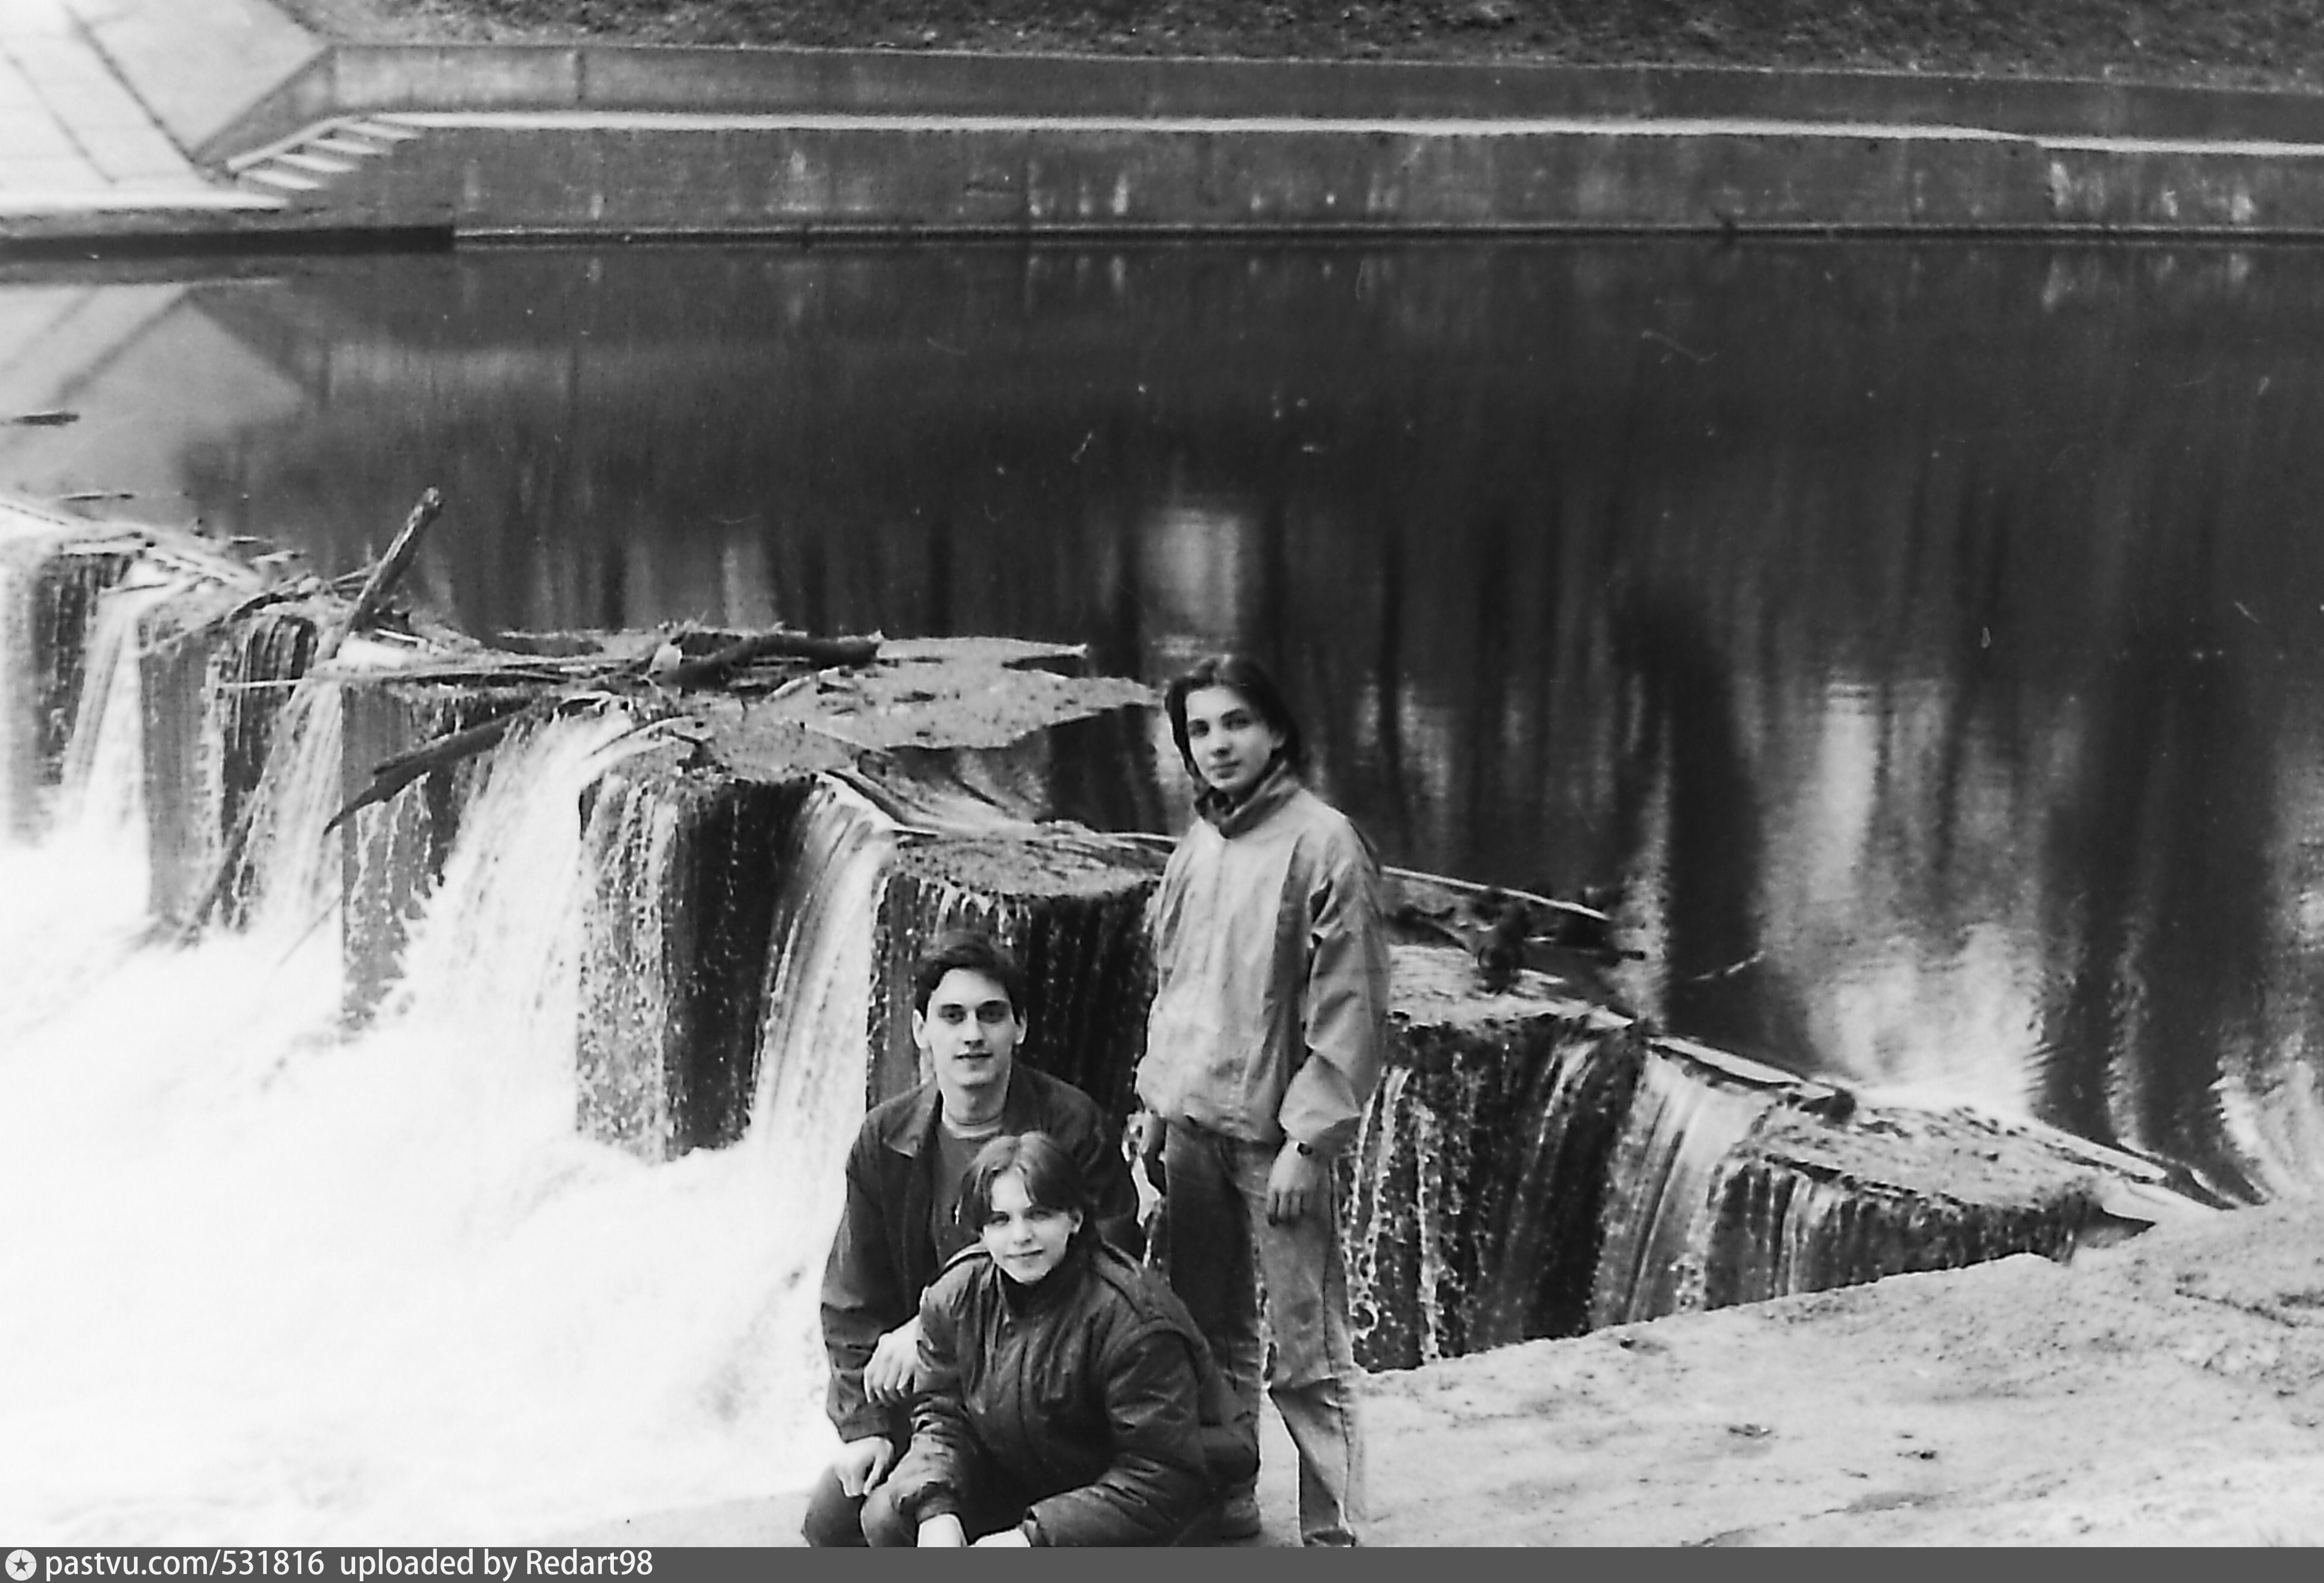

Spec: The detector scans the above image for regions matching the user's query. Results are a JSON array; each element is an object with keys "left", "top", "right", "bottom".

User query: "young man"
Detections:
[
  {"left": 802, "top": 930, "right": 1139, "bottom": 1548},
  {"left": 1134, "top": 655, "right": 1391, "bottom": 1548}
]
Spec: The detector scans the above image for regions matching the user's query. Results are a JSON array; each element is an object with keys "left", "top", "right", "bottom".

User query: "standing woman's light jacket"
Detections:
[{"left": 1137, "top": 764, "right": 1392, "bottom": 1157}]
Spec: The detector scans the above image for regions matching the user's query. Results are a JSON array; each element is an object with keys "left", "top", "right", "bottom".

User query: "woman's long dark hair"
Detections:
[
  {"left": 964, "top": 1132, "right": 1094, "bottom": 1254},
  {"left": 1162, "top": 653, "right": 1308, "bottom": 784}
]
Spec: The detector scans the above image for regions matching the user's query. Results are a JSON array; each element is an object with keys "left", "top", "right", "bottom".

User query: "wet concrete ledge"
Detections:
[{"left": 0, "top": 192, "right": 451, "bottom": 255}]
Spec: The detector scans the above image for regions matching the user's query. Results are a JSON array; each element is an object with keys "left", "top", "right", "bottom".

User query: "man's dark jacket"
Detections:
[{"left": 819, "top": 1064, "right": 1138, "bottom": 1444}]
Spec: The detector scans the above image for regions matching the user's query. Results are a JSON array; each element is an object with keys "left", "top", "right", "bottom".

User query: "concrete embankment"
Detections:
[
  {"left": 17, "top": 0, "right": 2324, "bottom": 245},
  {"left": 215, "top": 51, "right": 2324, "bottom": 240}
]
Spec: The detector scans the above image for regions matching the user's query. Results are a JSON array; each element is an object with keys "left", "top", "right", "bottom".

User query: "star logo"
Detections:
[{"left": 5, "top": 1551, "right": 36, "bottom": 1582}]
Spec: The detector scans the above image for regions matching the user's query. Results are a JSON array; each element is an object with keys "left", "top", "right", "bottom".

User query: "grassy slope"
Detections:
[{"left": 279, "top": 0, "right": 2324, "bottom": 94}]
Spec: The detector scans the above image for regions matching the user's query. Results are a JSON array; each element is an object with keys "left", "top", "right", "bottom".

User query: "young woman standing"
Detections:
[{"left": 1132, "top": 653, "right": 1392, "bottom": 1547}]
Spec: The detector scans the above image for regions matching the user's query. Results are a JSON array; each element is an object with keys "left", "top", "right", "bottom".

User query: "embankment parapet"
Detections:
[
  {"left": 206, "top": 44, "right": 2324, "bottom": 166},
  {"left": 34, "top": 3, "right": 2324, "bottom": 243}
]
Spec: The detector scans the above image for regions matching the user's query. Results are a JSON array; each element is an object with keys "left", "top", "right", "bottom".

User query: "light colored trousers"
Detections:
[{"left": 1160, "top": 1120, "right": 1366, "bottom": 1546}]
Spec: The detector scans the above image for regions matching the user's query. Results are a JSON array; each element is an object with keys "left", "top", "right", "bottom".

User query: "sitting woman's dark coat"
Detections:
[{"left": 880, "top": 1239, "right": 1253, "bottom": 1546}]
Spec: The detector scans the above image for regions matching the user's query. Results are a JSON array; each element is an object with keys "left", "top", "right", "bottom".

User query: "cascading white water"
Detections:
[
  {"left": 384, "top": 706, "right": 654, "bottom": 1075},
  {"left": 2213, "top": 1030, "right": 2324, "bottom": 1202},
  {"left": 1588, "top": 1049, "right": 1781, "bottom": 1327},
  {"left": 234, "top": 679, "right": 347, "bottom": 941},
  {"left": 572, "top": 763, "right": 682, "bottom": 1149},
  {"left": 734, "top": 777, "right": 901, "bottom": 1460},
  {"left": 56, "top": 569, "right": 186, "bottom": 867},
  {"left": 0, "top": 564, "right": 182, "bottom": 1045},
  {"left": 1342, "top": 1063, "right": 1461, "bottom": 1364},
  {"left": 0, "top": 609, "right": 898, "bottom": 1544},
  {"left": 0, "top": 506, "right": 84, "bottom": 844},
  {"left": 0, "top": 546, "right": 41, "bottom": 841}
]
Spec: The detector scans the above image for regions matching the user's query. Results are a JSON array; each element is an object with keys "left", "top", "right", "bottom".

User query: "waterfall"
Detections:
[
  {"left": 0, "top": 572, "right": 892, "bottom": 1545},
  {"left": 756, "top": 778, "right": 897, "bottom": 1127},
  {"left": 201, "top": 610, "right": 326, "bottom": 930},
  {"left": 0, "top": 506, "right": 99, "bottom": 841},
  {"left": 2213, "top": 1028, "right": 2324, "bottom": 1202},
  {"left": 56, "top": 569, "right": 185, "bottom": 866},
  {"left": 570, "top": 764, "right": 899, "bottom": 1480},
  {"left": 0, "top": 546, "right": 42, "bottom": 839},
  {"left": 3, "top": 519, "right": 2148, "bottom": 1541},
  {"left": 574, "top": 762, "right": 686, "bottom": 1154},
  {"left": 0, "top": 566, "right": 185, "bottom": 1045},
  {"left": 1464, "top": 1020, "right": 1641, "bottom": 1349},
  {"left": 1344, "top": 1062, "right": 1461, "bottom": 1365},
  {"left": 233, "top": 679, "right": 347, "bottom": 939},
  {"left": 1343, "top": 1006, "right": 1805, "bottom": 1365},
  {"left": 736, "top": 777, "right": 901, "bottom": 1450},
  {"left": 1587, "top": 1045, "right": 1783, "bottom": 1327},
  {"left": 383, "top": 705, "right": 656, "bottom": 1074}
]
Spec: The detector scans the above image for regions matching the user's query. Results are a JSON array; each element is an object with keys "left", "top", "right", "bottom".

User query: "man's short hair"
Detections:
[{"left": 910, "top": 929, "right": 1030, "bottom": 1017}]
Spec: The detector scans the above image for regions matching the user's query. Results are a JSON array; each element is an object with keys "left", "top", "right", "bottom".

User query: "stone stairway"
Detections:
[{"left": 226, "top": 115, "right": 422, "bottom": 206}]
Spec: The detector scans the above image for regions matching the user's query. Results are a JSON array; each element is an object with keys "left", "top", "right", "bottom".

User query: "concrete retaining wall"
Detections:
[
  {"left": 250, "top": 111, "right": 2324, "bottom": 237},
  {"left": 65, "top": 13, "right": 2324, "bottom": 241},
  {"left": 204, "top": 42, "right": 2324, "bottom": 164}
]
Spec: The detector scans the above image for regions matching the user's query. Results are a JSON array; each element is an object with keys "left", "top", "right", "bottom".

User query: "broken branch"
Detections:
[
  {"left": 315, "top": 488, "right": 445, "bottom": 664},
  {"left": 657, "top": 628, "right": 880, "bottom": 688},
  {"left": 323, "top": 701, "right": 533, "bottom": 835}
]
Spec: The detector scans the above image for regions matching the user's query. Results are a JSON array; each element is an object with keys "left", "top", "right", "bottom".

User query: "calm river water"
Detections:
[{"left": 5, "top": 237, "right": 2323, "bottom": 1203}]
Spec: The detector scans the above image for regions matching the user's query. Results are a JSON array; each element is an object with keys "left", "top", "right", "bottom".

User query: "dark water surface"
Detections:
[{"left": 7, "top": 237, "right": 2324, "bottom": 1202}]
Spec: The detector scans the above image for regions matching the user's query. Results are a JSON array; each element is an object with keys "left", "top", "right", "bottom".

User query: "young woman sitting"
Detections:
[{"left": 860, "top": 1131, "right": 1258, "bottom": 1547}]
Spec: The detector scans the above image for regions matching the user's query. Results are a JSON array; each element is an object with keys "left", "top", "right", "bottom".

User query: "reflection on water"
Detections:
[{"left": 7, "top": 237, "right": 2324, "bottom": 1200}]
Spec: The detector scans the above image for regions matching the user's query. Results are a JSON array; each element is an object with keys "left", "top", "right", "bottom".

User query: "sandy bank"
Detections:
[
  {"left": 552, "top": 1199, "right": 2324, "bottom": 1547},
  {"left": 1362, "top": 1198, "right": 2324, "bottom": 1545}
]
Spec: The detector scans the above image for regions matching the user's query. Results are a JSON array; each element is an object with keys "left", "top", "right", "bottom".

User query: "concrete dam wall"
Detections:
[{"left": 0, "top": 496, "right": 2197, "bottom": 1374}]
